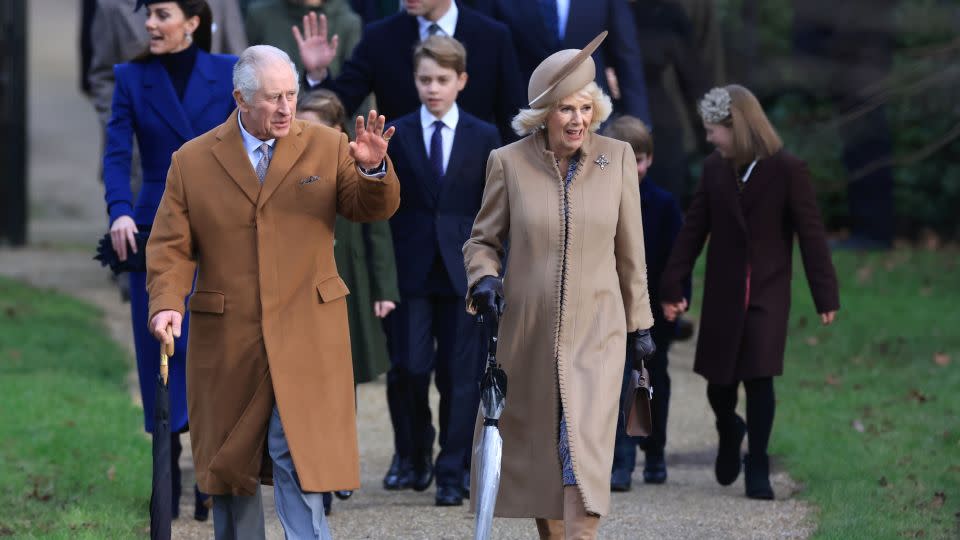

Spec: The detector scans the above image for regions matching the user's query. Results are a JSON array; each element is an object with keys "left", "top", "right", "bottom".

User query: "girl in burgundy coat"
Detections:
[{"left": 660, "top": 85, "right": 840, "bottom": 500}]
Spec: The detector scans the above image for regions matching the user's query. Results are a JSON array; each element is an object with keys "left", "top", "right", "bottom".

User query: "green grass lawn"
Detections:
[
  {"left": 690, "top": 249, "right": 960, "bottom": 538},
  {"left": 0, "top": 277, "right": 150, "bottom": 538}
]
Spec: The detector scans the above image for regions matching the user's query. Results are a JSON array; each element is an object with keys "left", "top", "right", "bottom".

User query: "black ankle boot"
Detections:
[
  {"left": 715, "top": 415, "right": 746, "bottom": 486},
  {"left": 744, "top": 454, "right": 775, "bottom": 500},
  {"left": 643, "top": 452, "right": 667, "bottom": 484}
]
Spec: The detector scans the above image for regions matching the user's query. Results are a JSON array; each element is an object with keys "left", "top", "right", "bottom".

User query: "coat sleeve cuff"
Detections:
[
  {"left": 147, "top": 294, "right": 186, "bottom": 326},
  {"left": 108, "top": 201, "right": 134, "bottom": 224}
]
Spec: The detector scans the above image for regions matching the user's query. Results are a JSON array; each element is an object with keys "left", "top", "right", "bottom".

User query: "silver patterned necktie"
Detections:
[{"left": 255, "top": 142, "right": 272, "bottom": 184}]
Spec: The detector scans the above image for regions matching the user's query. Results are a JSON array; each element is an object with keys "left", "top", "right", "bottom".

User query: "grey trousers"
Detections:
[{"left": 212, "top": 406, "right": 333, "bottom": 540}]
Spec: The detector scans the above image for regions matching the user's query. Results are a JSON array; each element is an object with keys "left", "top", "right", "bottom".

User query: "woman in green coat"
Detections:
[{"left": 296, "top": 89, "right": 400, "bottom": 510}]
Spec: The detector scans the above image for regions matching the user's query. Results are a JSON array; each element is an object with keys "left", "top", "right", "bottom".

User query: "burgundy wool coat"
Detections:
[{"left": 660, "top": 150, "right": 840, "bottom": 384}]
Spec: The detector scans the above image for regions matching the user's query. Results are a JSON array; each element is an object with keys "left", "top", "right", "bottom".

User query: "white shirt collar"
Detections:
[
  {"left": 238, "top": 112, "right": 276, "bottom": 154},
  {"left": 420, "top": 103, "right": 459, "bottom": 132},
  {"left": 417, "top": 1, "right": 458, "bottom": 40}
]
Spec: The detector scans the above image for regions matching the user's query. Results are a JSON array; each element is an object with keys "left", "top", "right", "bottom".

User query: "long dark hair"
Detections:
[{"left": 135, "top": 0, "right": 213, "bottom": 60}]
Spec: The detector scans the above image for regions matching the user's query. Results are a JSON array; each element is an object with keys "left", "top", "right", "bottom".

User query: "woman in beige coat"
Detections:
[{"left": 463, "top": 32, "right": 655, "bottom": 539}]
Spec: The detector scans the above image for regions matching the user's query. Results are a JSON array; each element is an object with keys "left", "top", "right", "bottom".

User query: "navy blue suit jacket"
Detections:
[
  {"left": 103, "top": 51, "right": 238, "bottom": 225},
  {"left": 319, "top": 2, "right": 525, "bottom": 142},
  {"left": 474, "top": 0, "right": 651, "bottom": 124},
  {"left": 387, "top": 109, "right": 501, "bottom": 297},
  {"left": 640, "top": 179, "right": 690, "bottom": 339}
]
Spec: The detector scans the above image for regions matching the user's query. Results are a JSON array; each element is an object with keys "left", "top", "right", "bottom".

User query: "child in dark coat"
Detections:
[{"left": 604, "top": 116, "right": 689, "bottom": 489}]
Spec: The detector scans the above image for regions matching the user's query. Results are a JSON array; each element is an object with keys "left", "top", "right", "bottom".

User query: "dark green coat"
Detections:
[
  {"left": 245, "top": 0, "right": 361, "bottom": 78},
  {"left": 334, "top": 216, "right": 399, "bottom": 383}
]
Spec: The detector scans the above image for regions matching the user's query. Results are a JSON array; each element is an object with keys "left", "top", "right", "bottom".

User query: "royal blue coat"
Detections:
[{"left": 103, "top": 50, "right": 237, "bottom": 432}]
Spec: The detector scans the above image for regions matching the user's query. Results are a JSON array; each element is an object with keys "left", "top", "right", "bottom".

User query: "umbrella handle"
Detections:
[{"left": 160, "top": 325, "right": 174, "bottom": 385}]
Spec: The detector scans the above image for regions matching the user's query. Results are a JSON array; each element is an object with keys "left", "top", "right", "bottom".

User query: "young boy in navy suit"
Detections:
[
  {"left": 381, "top": 35, "right": 501, "bottom": 507},
  {"left": 604, "top": 116, "right": 690, "bottom": 490}
]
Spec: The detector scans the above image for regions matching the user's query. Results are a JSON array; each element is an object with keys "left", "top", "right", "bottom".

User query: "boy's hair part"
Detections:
[
  {"left": 602, "top": 115, "right": 654, "bottom": 156},
  {"left": 413, "top": 35, "right": 468, "bottom": 74}
]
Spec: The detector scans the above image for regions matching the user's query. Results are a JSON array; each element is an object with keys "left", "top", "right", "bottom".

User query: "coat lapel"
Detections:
[
  {"left": 182, "top": 51, "right": 221, "bottom": 136},
  {"left": 739, "top": 158, "right": 775, "bottom": 216},
  {"left": 143, "top": 60, "right": 195, "bottom": 142},
  {"left": 717, "top": 158, "right": 748, "bottom": 231},
  {"left": 257, "top": 121, "right": 307, "bottom": 210},
  {"left": 212, "top": 110, "right": 260, "bottom": 206}
]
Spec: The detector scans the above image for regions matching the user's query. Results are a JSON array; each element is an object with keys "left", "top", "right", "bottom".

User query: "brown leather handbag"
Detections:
[{"left": 623, "top": 359, "right": 653, "bottom": 437}]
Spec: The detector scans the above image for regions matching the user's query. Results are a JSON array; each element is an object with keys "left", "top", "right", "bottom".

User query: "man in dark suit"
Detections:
[
  {"left": 383, "top": 36, "right": 500, "bottom": 507},
  {"left": 295, "top": 0, "right": 525, "bottom": 142},
  {"left": 473, "top": 0, "right": 652, "bottom": 124}
]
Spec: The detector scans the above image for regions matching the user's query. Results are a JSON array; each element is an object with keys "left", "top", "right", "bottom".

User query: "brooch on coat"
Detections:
[
  {"left": 594, "top": 154, "right": 609, "bottom": 170},
  {"left": 299, "top": 175, "right": 321, "bottom": 185}
]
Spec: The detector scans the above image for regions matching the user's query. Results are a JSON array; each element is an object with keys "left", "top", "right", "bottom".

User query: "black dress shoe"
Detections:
[
  {"left": 643, "top": 453, "right": 667, "bottom": 484},
  {"left": 322, "top": 492, "right": 332, "bottom": 515},
  {"left": 435, "top": 485, "right": 463, "bottom": 507},
  {"left": 715, "top": 415, "right": 746, "bottom": 486},
  {"left": 744, "top": 454, "right": 775, "bottom": 500},
  {"left": 383, "top": 454, "right": 413, "bottom": 490},
  {"left": 610, "top": 469, "right": 632, "bottom": 492},
  {"left": 334, "top": 490, "right": 353, "bottom": 500},
  {"left": 194, "top": 485, "right": 211, "bottom": 522},
  {"left": 412, "top": 455, "right": 434, "bottom": 492}
]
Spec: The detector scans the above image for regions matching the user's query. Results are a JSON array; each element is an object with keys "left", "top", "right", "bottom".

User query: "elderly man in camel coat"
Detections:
[{"left": 146, "top": 45, "right": 399, "bottom": 539}]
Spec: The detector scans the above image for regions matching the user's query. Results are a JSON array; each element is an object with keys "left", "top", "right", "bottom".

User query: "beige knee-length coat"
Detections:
[{"left": 463, "top": 131, "right": 653, "bottom": 518}]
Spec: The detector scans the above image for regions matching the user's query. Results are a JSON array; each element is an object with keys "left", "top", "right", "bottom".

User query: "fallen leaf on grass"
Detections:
[
  {"left": 920, "top": 286, "right": 933, "bottom": 297},
  {"left": 856, "top": 265, "right": 875, "bottom": 284},
  {"left": 8, "top": 350, "right": 21, "bottom": 360},
  {"left": 850, "top": 356, "right": 864, "bottom": 365},
  {"left": 852, "top": 419, "right": 865, "bottom": 433},
  {"left": 805, "top": 336, "right": 820, "bottom": 347},
  {"left": 934, "top": 353, "right": 950, "bottom": 366},
  {"left": 931, "top": 491, "right": 946, "bottom": 509},
  {"left": 107, "top": 465, "right": 116, "bottom": 481},
  {"left": 825, "top": 374, "right": 841, "bottom": 386},
  {"left": 0, "top": 526, "right": 14, "bottom": 536},
  {"left": 948, "top": 465, "right": 960, "bottom": 473},
  {"left": 908, "top": 388, "right": 929, "bottom": 403},
  {"left": 879, "top": 476, "right": 889, "bottom": 487}
]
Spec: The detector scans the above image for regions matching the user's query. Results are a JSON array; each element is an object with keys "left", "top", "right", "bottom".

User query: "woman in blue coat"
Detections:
[{"left": 102, "top": 0, "right": 237, "bottom": 521}]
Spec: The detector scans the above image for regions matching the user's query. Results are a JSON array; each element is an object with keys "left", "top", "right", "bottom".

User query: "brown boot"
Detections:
[
  {"left": 563, "top": 486, "right": 600, "bottom": 540},
  {"left": 535, "top": 518, "right": 564, "bottom": 539}
]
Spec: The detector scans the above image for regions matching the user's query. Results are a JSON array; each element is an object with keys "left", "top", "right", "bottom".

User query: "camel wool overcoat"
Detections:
[
  {"left": 463, "top": 131, "right": 654, "bottom": 518},
  {"left": 146, "top": 110, "right": 400, "bottom": 495}
]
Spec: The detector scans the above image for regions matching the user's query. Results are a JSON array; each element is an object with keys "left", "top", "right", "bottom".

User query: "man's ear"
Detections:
[
  {"left": 233, "top": 89, "right": 247, "bottom": 112},
  {"left": 457, "top": 72, "right": 468, "bottom": 92}
]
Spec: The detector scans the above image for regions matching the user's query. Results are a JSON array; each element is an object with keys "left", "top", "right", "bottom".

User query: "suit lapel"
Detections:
[
  {"left": 440, "top": 114, "right": 469, "bottom": 201},
  {"left": 212, "top": 110, "right": 260, "bottom": 206},
  {"left": 404, "top": 115, "right": 440, "bottom": 205},
  {"left": 143, "top": 59, "right": 194, "bottom": 142},
  {"left": 182, "top": 51, "right": 219, "bottom": 135},
  {"left": 257, "top": 121, "right": 307, "bottom": 210}
]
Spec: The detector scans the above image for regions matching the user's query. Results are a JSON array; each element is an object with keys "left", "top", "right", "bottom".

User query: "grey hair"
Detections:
[
  {"left": 233, "top": 45, "right": 300, "bottom": 102},
  {"left": 510, "top": 81, "right": 612, "bottom": 136}
]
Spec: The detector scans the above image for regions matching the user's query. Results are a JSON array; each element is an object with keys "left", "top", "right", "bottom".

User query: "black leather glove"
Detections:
[
  {"left": 628, "top": 329, "right": 656, "bottom": 368},
  {"left": 470, "top": 275, "right": 504, "bottom": 323}
]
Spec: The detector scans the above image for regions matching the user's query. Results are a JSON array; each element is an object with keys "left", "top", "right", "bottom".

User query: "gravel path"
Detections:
[{"left": 5, "top": 1, "right": 815, "bottom": 537}]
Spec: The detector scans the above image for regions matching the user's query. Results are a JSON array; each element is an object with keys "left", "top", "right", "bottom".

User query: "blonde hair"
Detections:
[
  {"left": 702, "top": 84, "right": 783, "bottom": 166},
  {"left": 602, "top": 115, "right": 653, "bottom": 155},
  {"left": 511, "top": 81, "right": 612, "bottom": 137}
]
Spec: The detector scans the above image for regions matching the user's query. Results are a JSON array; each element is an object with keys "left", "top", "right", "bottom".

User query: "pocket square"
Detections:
[{"left": 299, "top": 175, "right": 321, "bottom": 185}]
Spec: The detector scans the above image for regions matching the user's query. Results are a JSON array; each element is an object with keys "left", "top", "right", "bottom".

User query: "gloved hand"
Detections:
[
  {"left": 628, "top": 329, "right": 656, "bottom": 368},
  {"left": 470, "top": 275, "right": 504, "bottom": 323}
]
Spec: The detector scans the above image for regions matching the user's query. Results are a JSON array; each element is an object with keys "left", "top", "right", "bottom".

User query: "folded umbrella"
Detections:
[
  {"left": 474, "top": 314, "right": 506, "bottom": 540},
  {"left": 150, "top": 332, "right": 174, "bottom": 540}
]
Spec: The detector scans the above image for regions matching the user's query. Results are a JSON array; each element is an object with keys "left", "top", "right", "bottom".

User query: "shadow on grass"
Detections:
[{"left": 0, "top": 277, "right": 150, "bottom": 538}]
